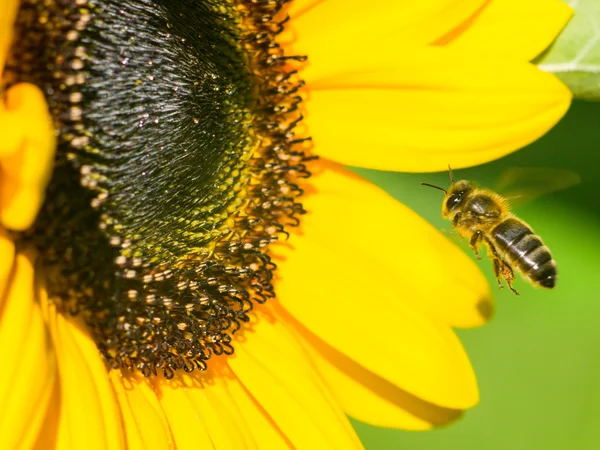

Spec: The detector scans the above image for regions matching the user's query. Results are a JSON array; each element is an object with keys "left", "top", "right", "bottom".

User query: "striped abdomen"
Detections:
[{"left": 491, "top": 218, "right": 556, "bottom": 288}]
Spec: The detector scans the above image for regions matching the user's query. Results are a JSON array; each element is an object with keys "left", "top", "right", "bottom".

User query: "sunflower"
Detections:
[{"left": 0, "top": 0, "right": 572, "bottom": 448}]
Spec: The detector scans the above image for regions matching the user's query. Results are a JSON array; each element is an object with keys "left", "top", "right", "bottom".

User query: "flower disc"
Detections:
[{"left": 8, "top": 0, "right": 310, "bottom": 378}]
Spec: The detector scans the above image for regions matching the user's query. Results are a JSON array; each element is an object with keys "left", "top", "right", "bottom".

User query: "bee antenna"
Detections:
[
  {"left": 448, "top": 164, "right": 455, "bottom": 184},
  {"left": 420, "top": 182, "right": 447, "bottom": 194}
]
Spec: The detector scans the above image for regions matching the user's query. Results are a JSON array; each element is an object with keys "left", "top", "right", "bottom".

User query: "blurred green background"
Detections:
[{"left": 352, "top": 101, "right": 600, "bottom": 450}]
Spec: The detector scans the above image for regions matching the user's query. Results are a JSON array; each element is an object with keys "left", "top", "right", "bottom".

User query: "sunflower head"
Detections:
[{"left": 8, "top": 0, "right": 311, "bottom": 378}]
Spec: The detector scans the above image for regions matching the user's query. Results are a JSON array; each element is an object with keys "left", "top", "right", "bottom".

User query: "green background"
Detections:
[{"left": 352, "top": 101, "right": 600, "bottom": 450}]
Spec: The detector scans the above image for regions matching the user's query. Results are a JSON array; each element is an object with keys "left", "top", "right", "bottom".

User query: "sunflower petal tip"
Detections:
[
  {"left": 459, "top": 378, "right": 480, "bottom": 411},
  {"left": 556, "top": 0, "right": 575, "bottom": 22}
]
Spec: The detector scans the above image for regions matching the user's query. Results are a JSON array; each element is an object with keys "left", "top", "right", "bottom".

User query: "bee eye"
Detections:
[{"left": 446, "top": 194, "right": 462, "bottom": 210}]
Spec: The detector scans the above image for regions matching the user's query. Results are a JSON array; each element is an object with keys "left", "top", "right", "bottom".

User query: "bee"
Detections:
[{"left": 421, "top": 167, "right": 557, "bottom": 295}]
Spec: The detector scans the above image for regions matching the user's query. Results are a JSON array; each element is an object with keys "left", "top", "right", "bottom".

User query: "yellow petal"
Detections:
[
  {"left": 228, "top": 307, "right": 363, "bottom": 449},
  {"left": 0, "top": 0, "right": 18, "bottom": 68},
  {"left": 117, "top": 355, "right": 293, "bottom": 450},
  {"left": 41, "top": 290, "right": 126, "bottom": 450},
  {"left": 0, "top": 228, "right": 15, "bottom": 303},
  {"left": 275, "top": 237, "right": 479, "bottom": 408},
  {"left": 33, "top": 382, "right": 60, "bottom": 450},
  {"left": 0, "top": 83, "right": 56, "bottom": 230},
  {"left": 302, "top": 47, "right": 571, "bottom": 172},
  {"left": 218, "top": 366, "right": 293, "bottom": 449},
  {"left": 191, "top": 370, "right": 273, "bottom": 450},
  {"left": 285, "top": 0, "right": 323, "bottom": 18},
  {"left": 109, "top": 371, "right": 174, "bottom": 450},
  {"left": 0, "top": 250, "right": 56, "bottom": 449},
  {"left": 296, "top": 316, "right": 463, "bottom": 430},
  {"left": 273, "top": 166, "right": 480, "bottom": 408},
  {"left": 440, "top": 0, "right": 573, "bottom": 61},
  {"left": 150, "top": 371, "right": 241, "bottom": 450},
  {"left": 151, "top": 365, "right": 298, "bottom": 450},
  {"left": 288, "top": 0, "right": 486, "bottom": 58},
  {"left": 302, "top": 162, "right": 492, "bottom": 327}
]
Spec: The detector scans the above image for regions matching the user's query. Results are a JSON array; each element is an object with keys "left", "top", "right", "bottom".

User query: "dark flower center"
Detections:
[{"left": 7, "top": 0, "right": 311, "bottom": 378}]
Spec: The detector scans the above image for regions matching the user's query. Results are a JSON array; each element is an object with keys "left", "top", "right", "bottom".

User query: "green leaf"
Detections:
[{"left": 537, "top": 0, "right": 600, "bottom": 100}]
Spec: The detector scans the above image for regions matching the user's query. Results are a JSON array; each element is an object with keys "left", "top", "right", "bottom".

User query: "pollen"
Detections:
[{"left": 9, "top": 0, "right": 311, "bottom": 378}]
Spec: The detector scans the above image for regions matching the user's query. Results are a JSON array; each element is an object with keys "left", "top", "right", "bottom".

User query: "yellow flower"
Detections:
[{"left": 0, "top": 0, "right": 571, "bottom": 449}]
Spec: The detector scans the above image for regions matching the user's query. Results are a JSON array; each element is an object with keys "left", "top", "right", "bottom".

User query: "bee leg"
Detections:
[
  {"left": 492, "top": 258, "right": 505, "bottom": 290},
  {"left": 469, "top": 230, "right": 483, "bottom": 260},
  {"left": 452, "top": 212, "right": 462, "bottom": 227},
  {"left": 484, "top": 237, "right": 519, "bottom": 295},
  {"left": 484, "top": 237, "right": 504, "bottom": 288},
  {"left": 501, "top": 262, "right": 520, "bottom": 296}
]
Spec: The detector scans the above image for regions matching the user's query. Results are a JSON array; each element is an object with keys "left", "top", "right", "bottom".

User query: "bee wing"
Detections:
[{"left": 495, "top": 167, "right": 581, "bottom": 205}]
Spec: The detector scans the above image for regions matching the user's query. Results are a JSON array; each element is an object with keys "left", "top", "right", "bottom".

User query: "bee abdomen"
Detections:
[{"left": 492, "top": 218, "right": 556, "bottom": 288}]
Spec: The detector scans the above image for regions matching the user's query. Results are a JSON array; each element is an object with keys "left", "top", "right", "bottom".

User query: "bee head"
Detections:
[
  {"left": 442, "top": 180, "right": 473, "bottom": 217},
  {"left": 420, "top": 166, "right": 474, "bottom": 217}
]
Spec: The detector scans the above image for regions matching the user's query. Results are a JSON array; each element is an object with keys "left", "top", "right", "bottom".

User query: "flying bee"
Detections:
[{"left": 421, "top": 167, "right": 561, "bottom": 295}]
